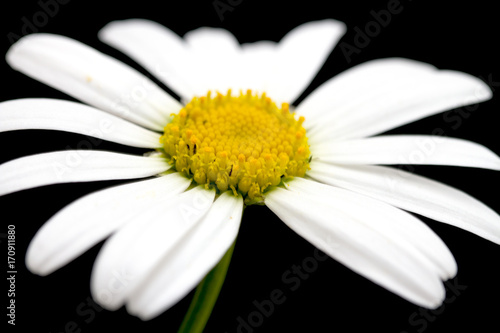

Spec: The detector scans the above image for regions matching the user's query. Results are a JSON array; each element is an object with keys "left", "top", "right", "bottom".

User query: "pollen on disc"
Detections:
[{"left": 160, "top": 90, "right": 311, "bottom": 201}]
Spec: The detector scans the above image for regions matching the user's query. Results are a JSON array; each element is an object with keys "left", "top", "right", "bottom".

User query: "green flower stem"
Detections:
[{"left": 177, "top": 241, "right": 236, "bottom": 333}]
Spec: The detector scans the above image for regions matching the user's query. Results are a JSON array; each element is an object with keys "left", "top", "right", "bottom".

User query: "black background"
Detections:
[{"left": 2, "top": 0, "right": 500, "bottom": 332}]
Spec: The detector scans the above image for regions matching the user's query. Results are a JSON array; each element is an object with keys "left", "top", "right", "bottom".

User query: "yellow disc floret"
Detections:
[{"left": 160, "top": 90, "right": 310, "bottom": 203}]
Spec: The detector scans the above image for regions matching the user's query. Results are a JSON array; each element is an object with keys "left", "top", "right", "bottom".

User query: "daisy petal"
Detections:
[
  {"left": 127, "top": 191, "right": 244, "bottom": 320},
  {"left": 183, "top": 27, "right": 243, "bottom": 95},
  {"left": 99, "top": 19, "right": 346, "bottom": 104},
  {"left": 99, "top": 19, "right": 197, "bottom": 101},
  {"left": 266, "top": 184, "right": 445, "bottom": 308},
  {"left": 308, "top": 161, "right": 500, "bottom": 244},
  {"left": 296, "top": 58, "right": 437, "bottom": 123},
  {"left": 0, "top": 151, "right": 170, "bottom": 196},
  {"left": 90, "top": 186, "right": 215, "bottom": 311},
  {"left": 312, "top": 135, "right": 500, "bottom": 170},
  {"left": 6, "top": 33, "right": 181, "bottom": 131},
  {"left": 240, "top": 41, "right": 277, "bottom": 94},
  {"left": 26, "top": 173, "right": 191, "bottom": 276},
  {"left": 0, "top": 98, "right": 162, "bottom": 148},
  {"left": 308, "top": 70, "right": 492, "bottom": 142},
  {"left": 267, "top": 19, "right": 346, "bottom": 104},
  {"left": 285, "top": 178, "right": 457, "bottom": 280}
]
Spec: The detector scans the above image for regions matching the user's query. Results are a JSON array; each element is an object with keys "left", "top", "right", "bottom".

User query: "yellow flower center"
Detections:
[{"left": 160, "top": 90, "right": 310, "bottom": 203}]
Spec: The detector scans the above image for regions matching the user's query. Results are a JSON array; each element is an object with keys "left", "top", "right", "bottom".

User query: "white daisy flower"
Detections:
[{"left": 1, "top": 17, "right": 499, "bottom": 326}]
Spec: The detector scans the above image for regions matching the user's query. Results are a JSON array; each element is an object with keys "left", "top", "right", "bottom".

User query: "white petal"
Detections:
[
  {"left": 98, "top": 19, "right": 197, "bottom": 101},
  {"left": 0, "top": 151, "right": 170, "bottom": 196},
  {"left": 90, "top": 186, "right": 215, "bottom": 311},
  {"left": 0, "top": 98, "right": 162, "bottom": 148},
  {"left": 284, "top": 178, "right": 457, "bottom": 280},
  {"left": 265, "top": 184, "right": 445, "bottom": 308},
  {"left": 240, "top": 41, "right": 276, "bottom": 95},
  {"left": 184, "top": 27, "right": 240, "bottom": 55},
  {"left": 308, "top": 161, "right": 500, "bottom": 244},
  {"left": 127, "top": 191, "right": 243, "bottom": 320},
  {"left": 183, "top": 27, "right": 243, "bottom": 95},
  {"left": 99, "top": 19, "right": 346, "bottom": 104},
  {"left": 266, "top": 19, "right": 346, "bottom": 104},
  {"left": 296, "top": 58, "right": 437, "bottom": 124},
  {"left": 312, "top": 135, "right": 500, "bottom": 170},
  {"left": 26, "top": 173, "right": 191, "bottom": 276},
  {"left": 7, "top": 33, "right": 181, "bottom": 131},
  {"left": 308, "top": 70, "right": 492, "bottom": 142}
]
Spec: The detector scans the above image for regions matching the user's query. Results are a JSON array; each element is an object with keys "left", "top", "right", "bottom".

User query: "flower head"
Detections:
[
  {"left": 162, "top": 90, "right": 310, "bottom": 202},
  {"left": 1, "top": 17, "right": 499, "bottom": 326}
]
